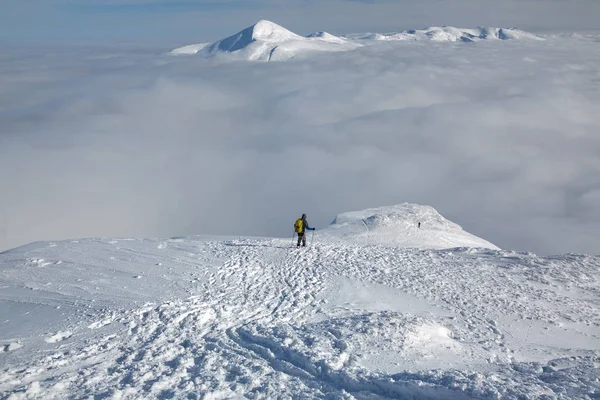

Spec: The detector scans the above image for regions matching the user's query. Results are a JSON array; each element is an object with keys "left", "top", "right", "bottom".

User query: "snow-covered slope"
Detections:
[
  {"left": 306, "top": 31, "right": 348, "bottom": 44},
  {"left": 171, "top": 20, "right": 359, "bottom": 61},
  {"left": 323, "top": 203, "right": 499, "bottom": 250},
  {"left": 170, "top": 43, "right": 209, "bottom": 55},
  {"left": 349, "top": 26, "right": 543, "bottom": 42},
  {"left": 171, "top": 21, "right": 542, "bottom": 61},
  {"left": 1, "top": 206, "right": 599, "bottom": 399}
]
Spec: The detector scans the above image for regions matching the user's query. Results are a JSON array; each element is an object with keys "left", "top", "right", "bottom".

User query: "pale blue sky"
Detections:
[{"left": 2, "top": 0, "right": 600, "bottom": 43}]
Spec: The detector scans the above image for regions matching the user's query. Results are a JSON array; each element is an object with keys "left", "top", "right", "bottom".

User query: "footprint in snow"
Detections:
[{"left": 3, "top": 342, "right": 22, "bottom": 352}]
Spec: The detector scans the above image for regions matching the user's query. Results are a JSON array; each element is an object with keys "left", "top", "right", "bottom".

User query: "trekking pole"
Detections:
[
  {"left": 291, "top": 232, "right": 296, "bottom": 247},
  {"left": 311, "top": 230, "right": 315, "bottom": 246}
]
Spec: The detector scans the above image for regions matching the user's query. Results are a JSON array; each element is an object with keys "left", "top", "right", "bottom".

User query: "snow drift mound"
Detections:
[
  {"left": 171, "top": 20, "right": 359, "bottom": 61},
  {"left": 350, "top": 26, "right": 543, "bottom": 42},
  {"left": 322, "top": 203, "right": 499, "bottom": 250}
]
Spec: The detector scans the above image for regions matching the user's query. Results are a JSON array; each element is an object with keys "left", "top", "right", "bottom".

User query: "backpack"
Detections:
[{"left": 294, "top": 219, "right": 304, "bottom": 233}]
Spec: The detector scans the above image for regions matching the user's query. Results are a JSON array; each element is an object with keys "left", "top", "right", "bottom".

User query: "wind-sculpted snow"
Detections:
[
  {"left": 323, "top": 203, "right": 499, "bottom": 250},
  {"left": 1, "top": 228, "right": 599, "bottom": 398},
  {"left": 171, "top": 20, "right": 540, "bottom": 61}
]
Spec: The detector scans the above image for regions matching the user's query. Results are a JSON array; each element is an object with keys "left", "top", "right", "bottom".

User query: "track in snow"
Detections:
[{"left": 1, "top": 237, "right": 599, "bottom": 399}]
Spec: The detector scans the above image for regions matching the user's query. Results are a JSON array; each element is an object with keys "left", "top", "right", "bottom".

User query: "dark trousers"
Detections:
[{"left": 297, "top": 232, "right": 306, "bottom": 247}]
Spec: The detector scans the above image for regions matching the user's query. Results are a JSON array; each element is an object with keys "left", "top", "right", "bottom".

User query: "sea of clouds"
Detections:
[{"left": 1, "top": 33, "right": 599, "bottom": 255}]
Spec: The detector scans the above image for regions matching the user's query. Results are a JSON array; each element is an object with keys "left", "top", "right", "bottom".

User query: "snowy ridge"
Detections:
[
  {"left": 306, "top": 31, "right": 348, "bottom": 44},
  {"left": 1, "top": 205, "right": 599, "bottom": 398},
  {"left": 171, "top": 21, "right": 542, "bottom": 61},
  {"left": 349, "top": 26, "right": 543, "bottom": 42},
  {"left": 323, "top": 203, "right": 499, "bottom": 250}
]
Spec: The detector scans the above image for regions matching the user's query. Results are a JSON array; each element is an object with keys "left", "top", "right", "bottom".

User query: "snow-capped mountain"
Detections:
[
  {"left": 1, "top": 204, "right": 598, "bottom": 398},
  {"left": 171, "top": 21, "right": 543, "bottom": 61},
  {"left": 171, "top": 20, "right": 359, "bottom": 61},
  {"left": 348, "top": 26, "right": 543, "bottom": 42},
  {"left": 323, "top": 203, "right": 499, "bottom": 249}
]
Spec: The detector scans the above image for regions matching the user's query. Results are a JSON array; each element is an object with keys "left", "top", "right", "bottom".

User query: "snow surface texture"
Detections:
[
  {"left": 171, "top": 20, "right": 541, "bottom": 61},
  {"left": 1, "top": 204, "right": 599, "bottom": 399}
]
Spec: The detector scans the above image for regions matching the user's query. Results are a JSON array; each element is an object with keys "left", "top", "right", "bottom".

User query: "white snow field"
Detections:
[
  {"left": 1, "top": 204, "right": 599, "bottom": 399},
  {"left": 171, "top": 20, "right": 540, "bottom": 61}
]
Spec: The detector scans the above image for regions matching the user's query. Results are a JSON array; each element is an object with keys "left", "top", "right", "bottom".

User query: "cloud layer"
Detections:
[{"left": 1, "top": 32, "right": 600, "bottom": 255}]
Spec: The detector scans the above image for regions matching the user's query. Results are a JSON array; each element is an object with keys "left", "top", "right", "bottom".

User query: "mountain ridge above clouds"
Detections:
[
  {"left": 171, "top": 20, "right": 544, "bottom": 61},
  {"left": 347, "top": 26, "right": 544, "bottom": 42},
  {"left": 170, "top": 19, "right": 359, "bottom": 60}
]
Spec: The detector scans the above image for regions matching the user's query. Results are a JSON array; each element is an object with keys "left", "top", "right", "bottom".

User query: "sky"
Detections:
[
  {"left": 2, "top": 0, "right": 600, "bottom": 43},
  {"left": 1, "top": 1, "right": 600, "bottom": 255}
]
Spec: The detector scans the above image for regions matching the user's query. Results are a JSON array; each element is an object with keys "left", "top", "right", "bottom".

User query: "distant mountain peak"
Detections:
[
  {"left": 306, "top": 31, "right": 347, "bottom": 43},
  {"left": 208, "top": 20, "right": 301, "bottom": 54},
  {"left": 250, "top": 20, "right": 300, "bottom": 41},
  {"left": 348, "top": 26, "right": 543, "bottom": 42},
  {"left": 170, "top": 21, "right": 542, "bottom": 60}
]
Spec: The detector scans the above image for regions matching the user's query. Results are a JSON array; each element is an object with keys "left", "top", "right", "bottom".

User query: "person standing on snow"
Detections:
[{"left": 294, "top": 214, "right": 315, "bottom": 247}]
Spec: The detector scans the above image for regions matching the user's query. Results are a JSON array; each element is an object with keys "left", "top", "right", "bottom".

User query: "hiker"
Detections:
[
  {"left": 418, "top": 222, "right": 421, "bottom": 228},
  {"left": 294, "top": 214, "right": 315, "bottom": 247}
]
